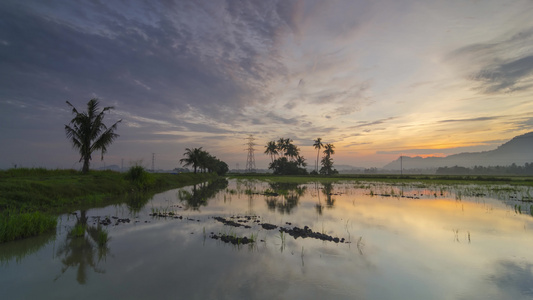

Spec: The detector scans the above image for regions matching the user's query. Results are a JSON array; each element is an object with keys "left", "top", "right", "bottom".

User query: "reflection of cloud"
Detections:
[
  {"left": 460, "top": 260, "right": 533, "bottom": 300},
  {"left": 489, "top": 260, "right": 533, "bottom": 298}
]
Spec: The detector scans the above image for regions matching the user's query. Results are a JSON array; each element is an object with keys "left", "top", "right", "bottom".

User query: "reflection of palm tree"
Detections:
[
  {"left": 314, "top": 182, "right": 323, "bottom": 215},
  {"left": 265, "top": 182, "right": 306, "bottom": 214},
  {"left": 322, "top": 182, "right": 335, "bottom": 208},
  {"left": 178, "top": 179, "right": 229, "bottom": 210},
  {"left": 55, "top": 210, "right": 110, "bottom": 284}
]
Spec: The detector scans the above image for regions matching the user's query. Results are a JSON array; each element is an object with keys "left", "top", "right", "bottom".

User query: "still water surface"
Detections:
[{"left": 1, "top": 178, "right": 533, "bottom": 299}]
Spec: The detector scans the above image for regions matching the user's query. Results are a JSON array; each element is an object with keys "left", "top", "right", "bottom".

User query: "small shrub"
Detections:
[{"left": 125, "top": 166, "right": 154, "bottom": 189}]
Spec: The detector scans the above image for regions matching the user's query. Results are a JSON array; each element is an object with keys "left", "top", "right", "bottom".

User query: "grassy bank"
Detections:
[
  {"left": 228, "top": 173, "right": 533, "bottom": 186},
  {"left": 0, "top": 168, "right": 217, "bottom": 243}
]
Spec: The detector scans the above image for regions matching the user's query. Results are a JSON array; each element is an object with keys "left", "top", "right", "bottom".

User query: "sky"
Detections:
[{"left": 1, "top": 0, "right": 533, "bottom": 171}]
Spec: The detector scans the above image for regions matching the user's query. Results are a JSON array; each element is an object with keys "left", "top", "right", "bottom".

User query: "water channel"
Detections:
[{"left": 1, "top": 178, "right": 533, "bottom": 299}]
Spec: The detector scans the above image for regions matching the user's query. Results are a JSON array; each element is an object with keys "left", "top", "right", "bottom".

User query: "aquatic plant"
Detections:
[
  {"left": 96, "top": 229, "right": 109, "bottom": 246},
  {"left": 70, "top": 224, "right": 86, "bottom": 238}
]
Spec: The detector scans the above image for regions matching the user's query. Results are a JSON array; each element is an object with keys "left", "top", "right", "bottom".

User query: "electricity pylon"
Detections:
[{"left": 245, "top": 135, "right": 256, "bottom": 173}]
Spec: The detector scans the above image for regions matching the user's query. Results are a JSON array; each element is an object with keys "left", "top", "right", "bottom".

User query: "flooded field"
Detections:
[{"left": 2, "top": 178, "right": 533, "bottom": 299}]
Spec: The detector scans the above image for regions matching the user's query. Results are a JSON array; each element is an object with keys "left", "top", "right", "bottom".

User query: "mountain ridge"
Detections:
[{"left": 383, "top": 131, "right": 533, "bottom": 170}]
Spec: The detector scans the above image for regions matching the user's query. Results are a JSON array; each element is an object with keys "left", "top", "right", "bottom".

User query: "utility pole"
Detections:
[
  {"left": 152, "top": 153, "right": 155, "bottom": 173},
  {"left": 245, "top": 135, "right": 256, "bottom": 173}
]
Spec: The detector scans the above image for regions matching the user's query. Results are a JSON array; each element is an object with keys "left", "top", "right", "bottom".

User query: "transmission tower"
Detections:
[{"left": 245, "top": 135, "right": 256, "bottom": 173}]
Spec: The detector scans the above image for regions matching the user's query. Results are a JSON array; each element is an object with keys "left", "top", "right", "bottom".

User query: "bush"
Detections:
[
  {"left": 269, "top": 157, "right": 308, "bottom": 175},
  {"left": 125, "top": 166, "right": 154, "bottom": 189}
]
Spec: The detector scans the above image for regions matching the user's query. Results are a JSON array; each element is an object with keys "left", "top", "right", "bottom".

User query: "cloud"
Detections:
[
  {"left": 348, "top": 117, "right": 397, "bottom": 129},
  {"left": 472, "top": 55, "right": 533, "bottom": 93},
  {"left": 438, "top": 116, "right": 501, "bottom": 123},
  {"left": 448, "top": 26, "right": 533, "bottom": 94},
  {"left": 0, "top": 0, "right": 298, "bottom": 125},
  {"left": 376, "top": 141, "right": 504, "bottom": 155}
]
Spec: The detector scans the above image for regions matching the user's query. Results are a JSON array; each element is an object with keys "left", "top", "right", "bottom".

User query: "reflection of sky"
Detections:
[{"left": 1, "top": 180, "right": 533, "bottom": 299}]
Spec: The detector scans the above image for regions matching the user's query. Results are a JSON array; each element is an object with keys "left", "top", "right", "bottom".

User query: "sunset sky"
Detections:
[{"left": 1, "top": 0, "right": 532, "bottom": 170}]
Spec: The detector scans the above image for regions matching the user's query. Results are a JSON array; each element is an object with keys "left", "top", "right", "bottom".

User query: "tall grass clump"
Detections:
[
  {"left": 0, "top": 211, "right": 57, "bottom": 243},
  {"left": 125, "top": 165, "right": 154, "bottom": 190}
]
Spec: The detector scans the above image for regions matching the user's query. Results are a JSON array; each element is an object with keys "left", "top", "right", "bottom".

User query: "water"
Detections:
[{"left": 2, "top": 178, "right": 533, "bottom": 299}]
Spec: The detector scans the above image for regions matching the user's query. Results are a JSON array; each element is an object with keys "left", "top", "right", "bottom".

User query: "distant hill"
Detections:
[{"left": 383, "top": 131, "right": 533, "bottom": 170}]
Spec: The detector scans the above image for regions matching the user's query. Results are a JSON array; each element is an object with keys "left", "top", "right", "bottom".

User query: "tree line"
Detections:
[
  {"left": 179, "top": 147, "right": 228, "bottom": 175},
  {"left": 436, "top": 163, "right": 533, "bottom": 176},
  {"left": 264, "top": 137, "right": 337, "bottom": 175}
]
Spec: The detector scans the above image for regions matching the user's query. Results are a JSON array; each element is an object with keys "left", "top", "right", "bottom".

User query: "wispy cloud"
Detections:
[
  {"left": 448, "top": 26, "right": 533, "bottom": 94},
  {"left": 348, "top": 117, "right": 397, "bottom": 129},
  {"left": 438, "top": 116, "right": 501, "bottom": 123}
]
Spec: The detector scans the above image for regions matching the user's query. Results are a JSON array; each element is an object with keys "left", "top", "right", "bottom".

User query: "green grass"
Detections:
[
  {"left": 0, "top": 168, "right": 218, "bottom": 243},
  {"left": 228, "top": 173, "right": 533, "bottom": 186},
  {"left": 0, "top": 211, "right": 57, "bottom": 243},
  {"left": 0, "top": 168, "right": 217, "bottom": 214}
]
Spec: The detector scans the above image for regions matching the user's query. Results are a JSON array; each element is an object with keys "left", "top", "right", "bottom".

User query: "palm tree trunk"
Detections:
[
  {"left": 82, "top": 157, "right": 90, "bottom": 174},
  {"left": 316, "top": 150, "right": 319, "bottom": 173}
]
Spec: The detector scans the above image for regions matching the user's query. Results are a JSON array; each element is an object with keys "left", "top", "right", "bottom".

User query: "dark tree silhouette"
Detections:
[
  {"left": 320, "top": 143, "right": 338, "bottom": 175},
  {"left": 265, "top": 138, "right": 307, "bottom": 175},
  {"left": 65, "top": 99, "right": 121, "bottom": 173},
  {"left": 264, "top": 141, "right": 278, "bottom": 163},
  {"left": 180, "top": 147, "right": 203, "bottom": 173},
  {"left": 313, "top": 138, "right": 324, "bottom": 173}
]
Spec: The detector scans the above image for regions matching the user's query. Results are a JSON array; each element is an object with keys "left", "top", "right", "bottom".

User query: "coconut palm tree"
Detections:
[
  {"left": 277, "top": 138, "right": 288, "bottom": 154},
  {"left": 296, "top": 155, "right": 307, "bottom": 167},
  {"left": 65, "top": 99, "right": 121, "bottom": 174},
  {"left": 324, "top": 143, "right": 335, "bottom": 157},
  {"left": 264, "top": 141, "right": 278, "bottom": 163},
  {"left": 320, "top": 143, "right": 336, "bottom": 175},
  {"left": 179, "top": 147, "right": 203, "bottom": 173},
  {"left": 285, "top": 143, "right": 299, "bottom": 161},
  {"left": 313, "top": 138, "right": 324, "bottom": 173}
]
